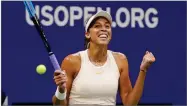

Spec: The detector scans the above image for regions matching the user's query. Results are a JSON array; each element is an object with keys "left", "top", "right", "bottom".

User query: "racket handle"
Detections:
[
  {"left": 49, "top": 54, "right": 66, "bottom": 87},
  {"left": 49, "top": 54, "right": 61, "bottom": 70}
]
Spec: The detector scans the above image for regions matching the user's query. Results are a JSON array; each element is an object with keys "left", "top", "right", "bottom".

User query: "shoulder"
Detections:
[
  {"left": 63, "top": 51, "right": 81, "bottom": 63},
  {"left": 110, "top": 50, "right": 127, "bottom": 61},
  {"left": 109, "top": 50, "right": 128, "bottom": 73},
  {"left": 61, "top": 51, "right": 82, "bottom": 72}
]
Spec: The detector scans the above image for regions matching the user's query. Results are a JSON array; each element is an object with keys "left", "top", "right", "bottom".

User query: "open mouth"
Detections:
[{"left": 98, "top": 34, "right": 108, "bottom": 39}]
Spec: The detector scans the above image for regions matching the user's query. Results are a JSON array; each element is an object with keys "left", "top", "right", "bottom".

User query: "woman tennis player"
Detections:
[{"left": 52, "top": 10, "right": 156, "bottom": 106}]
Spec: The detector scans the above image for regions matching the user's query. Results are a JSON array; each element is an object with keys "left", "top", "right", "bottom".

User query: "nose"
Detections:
[{"left": 101, "top": 26, "right": 107, "bottom": 32}]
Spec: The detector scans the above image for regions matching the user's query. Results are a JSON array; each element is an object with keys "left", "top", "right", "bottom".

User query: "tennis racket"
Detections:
[{"left": 23, "top": 1, "right": 66, "bottom": 87}]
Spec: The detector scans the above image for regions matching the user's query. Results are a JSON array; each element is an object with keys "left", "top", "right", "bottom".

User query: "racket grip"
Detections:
[
  {"left": 49, "top": 54, "right": 61, "bottom": 70},
  {"left": 49, "top": 54, "right": 66, "bottom": 88}
]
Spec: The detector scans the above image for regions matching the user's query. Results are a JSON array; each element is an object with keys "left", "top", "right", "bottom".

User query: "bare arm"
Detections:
[
  {"left": 115, "top": 52, "right": 155, "bottom": 105},
  {"left": 52, "top": 53, "right": 81, "bottom": 106},
  {"left": 120, "top": 60, "right": 146, "bottom": 105}
]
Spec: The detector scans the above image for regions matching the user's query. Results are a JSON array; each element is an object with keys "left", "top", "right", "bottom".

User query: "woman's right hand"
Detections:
[{"left": 53, "top": 70, "right": 67, "bottom": 92}]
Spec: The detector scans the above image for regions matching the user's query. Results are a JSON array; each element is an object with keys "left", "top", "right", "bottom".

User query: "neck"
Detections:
[{"left": 88, "top": 43, "right": 108, "bottom": 63}]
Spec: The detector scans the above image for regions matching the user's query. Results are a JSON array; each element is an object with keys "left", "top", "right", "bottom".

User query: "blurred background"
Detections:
[{"left": 2, "top": 1, "right": 186, "bottom": 105}]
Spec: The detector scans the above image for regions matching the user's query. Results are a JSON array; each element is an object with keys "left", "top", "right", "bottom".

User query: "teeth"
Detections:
[{"left": 99, "top": 34, "right": 107, "bottom": 38}]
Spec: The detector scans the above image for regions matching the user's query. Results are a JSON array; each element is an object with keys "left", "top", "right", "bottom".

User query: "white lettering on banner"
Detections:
[
  {"left": 25, "top": 5, "right": 159, "bottom": 28},
  {"left": 145, "top": 8, "right": 158, "bottom": 28},
  {"left": 54, "top": 6, "right": 69, "bottom": 26},
  {"left": 41, "top": 5, "right": 53, "bottom": 26},
  {"left": 70, "top": 6, "right": 83, "bottom": 26},
  {"left": 116, "top": 7, "right": 130, "bottom": 28},
  {"left": 131, "top": 8, "right": 144, "bottom": 28},
  {"left": 97, "top": 7, "right": 111, "bottom": 14}
]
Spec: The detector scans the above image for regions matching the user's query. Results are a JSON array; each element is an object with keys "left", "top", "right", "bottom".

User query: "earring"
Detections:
[
  {"left": 86, "top": 34, "right": 91, "bottom": 39},
  {"left": 87, "top": 42, "right": 90, "bottom": 48}
]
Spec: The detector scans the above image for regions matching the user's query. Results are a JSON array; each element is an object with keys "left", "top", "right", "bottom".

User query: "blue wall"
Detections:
[{"left": 2, "top": 1, "right": 186, "bottom": 105}]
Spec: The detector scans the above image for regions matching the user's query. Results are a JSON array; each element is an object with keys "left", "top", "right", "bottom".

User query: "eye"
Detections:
[
  {"left": 105, "top": 24, "right": 111, "bottom": 29},
  {"left": 94, "top": 24, "right": 100, "bottom": 28}
]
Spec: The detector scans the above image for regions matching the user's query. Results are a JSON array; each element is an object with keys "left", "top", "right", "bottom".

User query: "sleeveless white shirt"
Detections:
[{"left": 69, "top": 49, "right": 120, "bottom": 105}]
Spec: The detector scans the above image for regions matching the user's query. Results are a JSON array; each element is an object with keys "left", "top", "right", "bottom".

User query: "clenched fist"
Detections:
[
  {"left": 140, "top": 51, "right": 156, "bottom": 72},
  {"left": 53, "top": 70, "right": 67, "bottom": 90}
]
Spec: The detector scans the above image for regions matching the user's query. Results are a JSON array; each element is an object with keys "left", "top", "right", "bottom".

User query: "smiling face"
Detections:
[{"left": 86, "top": 17, "right": 112, "bottom": 46}]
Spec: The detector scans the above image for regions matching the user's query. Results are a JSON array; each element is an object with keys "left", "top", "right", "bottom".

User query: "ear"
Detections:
[{"left": 85, "top": 32, "right": 91, "bottom": 39}]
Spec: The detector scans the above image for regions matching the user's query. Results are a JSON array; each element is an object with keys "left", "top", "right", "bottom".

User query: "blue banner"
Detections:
[{"left": 2, "top": 1, "right": 186, "bottom": 105}]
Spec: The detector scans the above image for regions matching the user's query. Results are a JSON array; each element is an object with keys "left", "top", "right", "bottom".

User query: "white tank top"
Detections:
[{"left": 69, "top": 49, "right": 120, "bottom": 106}]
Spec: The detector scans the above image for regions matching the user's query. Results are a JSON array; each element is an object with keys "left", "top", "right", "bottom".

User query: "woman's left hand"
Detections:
[{"left": 140, "top": 51, "right": 156, "bottom": 72}]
